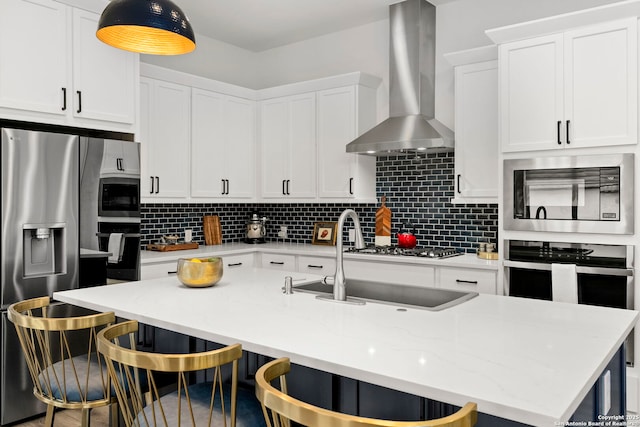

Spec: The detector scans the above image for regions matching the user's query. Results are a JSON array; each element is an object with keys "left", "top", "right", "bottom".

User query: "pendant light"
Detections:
[{"left": 97, "top": 0, "right": 196, "bottom": 55}]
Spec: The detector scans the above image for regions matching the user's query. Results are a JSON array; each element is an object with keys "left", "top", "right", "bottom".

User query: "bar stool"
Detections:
[
  {"left": 97, "top": 320, "right": 265, "bottom": 426},
  {"left": 8, "top": 296, "right": 118, "bottom": 427},
  {"left": 255, "top": 357, "right": 478, "bottom": 427}
]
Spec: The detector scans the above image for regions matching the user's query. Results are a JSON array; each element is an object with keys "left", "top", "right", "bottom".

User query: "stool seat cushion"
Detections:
[
  {"left": 39, "top": 354, "right": 146, "bottom": 402},
  {"left": 138, "top": 382, "right": 266, "bottom": 427}
]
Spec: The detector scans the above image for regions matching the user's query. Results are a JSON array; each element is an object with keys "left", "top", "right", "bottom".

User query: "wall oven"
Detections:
[
  {"left": 503, "top": 153, "right": 634, "bottom": 234},
  {"left": 504, "top": 240, "right": 634, "bottom": 365}
]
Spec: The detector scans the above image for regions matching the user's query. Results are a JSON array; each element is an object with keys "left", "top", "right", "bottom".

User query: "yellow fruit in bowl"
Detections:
[{"left": 176, "top": 257, "right": 223, "bottom": 288}]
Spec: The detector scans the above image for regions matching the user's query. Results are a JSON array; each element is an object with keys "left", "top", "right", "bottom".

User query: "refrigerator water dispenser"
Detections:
[{"left": 23, "top": 223, "right": 66, "bottom": 278}]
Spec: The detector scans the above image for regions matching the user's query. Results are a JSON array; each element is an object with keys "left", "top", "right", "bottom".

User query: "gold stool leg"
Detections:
[
  {"left": 44, "top": 405, "right": 55, "bottom": 427},
  {"left": 109, "top": 402, "right": 120, "bottom": 427},
  {"left": 80, "top": 408, "right": 90, "bottom": 427}
]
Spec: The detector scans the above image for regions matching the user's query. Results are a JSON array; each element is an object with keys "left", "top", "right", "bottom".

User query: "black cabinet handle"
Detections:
[
  {"left": 225, "top": 179, "right": 229, "bottom": 195},
  {"left": 150, "top": 176, "right": 155, "bottom": 194},
  {"left": 566, "top": 120, "right": 570, "bottom": 144},
  {"left": 457, "top": 174, "right": 461, "bottom": 194},
  {"left": 307, "top": 264, "right": 324, "bottom": 269},
  {"left": 349, "top": 177, "right": 354, "bottom": 195},
  {"left": 76, "top": 90, "right": 82, "bottom": 113},
  {"left": 270, "top": 261, "right": 285, "bottom": 265},
  {"left": 167, "top": 271, "right": 177, "bottom": 274},
  {"left": 61, "top": 87, "right": 67, "bottom": 111},
  {"left": 227, "top": 262, "right": 243, "bottom": 267},
  {"left": 155, "top": 176, "right": 160, "bottom": 194},
  {"left": 117, "top": 158, "right": 124, "bottom": 171},
  {"left": 286, "top": 179, "right": 290, "bottom": 195},
  {"left": 455, "top": 279, "right": 478, "bottom": 285},
  {"left": 282, "top": 180, "right": 286, "bottom": 195},
  {"left": 557, "top": 121, "right": 562, "bottom": 144}
]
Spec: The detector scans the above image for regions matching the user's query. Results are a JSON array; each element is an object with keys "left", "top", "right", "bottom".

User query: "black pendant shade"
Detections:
[{"left": 97, "top": 0, "right": 196, "bottom": 55}]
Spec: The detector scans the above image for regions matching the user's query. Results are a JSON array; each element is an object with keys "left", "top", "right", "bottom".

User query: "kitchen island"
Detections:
[{"left": 53, "top": 267, "right": 637, "bottom": 426}]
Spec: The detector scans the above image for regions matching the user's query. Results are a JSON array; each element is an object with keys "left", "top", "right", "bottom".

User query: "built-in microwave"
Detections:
[
  {"left": 98, "top": 177, "right": 140, "bottom": 218},
  {"left": 504, "top": 154, "right": 634, "bottom": 234}
]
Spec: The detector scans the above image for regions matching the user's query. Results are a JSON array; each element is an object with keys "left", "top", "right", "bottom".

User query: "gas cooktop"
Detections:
[{"left": 345, "top": 245, "right": 462, "bottom": 259}]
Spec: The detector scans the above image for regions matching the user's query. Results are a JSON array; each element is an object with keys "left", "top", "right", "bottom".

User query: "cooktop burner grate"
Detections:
[{"left": 345, "top": 245, "right": 462, "bottom": 258}]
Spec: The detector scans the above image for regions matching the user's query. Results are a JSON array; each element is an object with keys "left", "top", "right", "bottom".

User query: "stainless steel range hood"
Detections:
[{"left": 346, "top": 0, "right": 453, "bottom": 156}]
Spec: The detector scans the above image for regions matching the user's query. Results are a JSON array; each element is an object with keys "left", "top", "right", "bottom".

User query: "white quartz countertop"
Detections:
[
  {"left": 141, "top": 243, "right": 499, "bottom": 270},
  {"left": 53, "top": 267, "right": 636, "bottom": 425}
]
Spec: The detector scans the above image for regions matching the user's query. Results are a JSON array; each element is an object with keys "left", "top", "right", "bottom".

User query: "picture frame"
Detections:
[{"left": 312, "top": 222, "right": 338, "bottom": 246}]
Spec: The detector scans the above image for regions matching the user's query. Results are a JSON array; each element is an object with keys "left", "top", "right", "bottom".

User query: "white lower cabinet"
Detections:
[
  {"left": 437, "top": 267, "right": 497, "bottom": 294},
  {"left": 343, "top": 259, "right": 436, "bottom": 288},
  {"left": 297, "top": 256, "right": 336, "bottom": 276},
  {"left": 141, "top": 260, "right": 179, "bottom": 280},
  {"left": 221, "top": 253, "right": 255, "bottom": 269},
  {"left": 261, "top": 253, "right": 296, "bottom": 270}
]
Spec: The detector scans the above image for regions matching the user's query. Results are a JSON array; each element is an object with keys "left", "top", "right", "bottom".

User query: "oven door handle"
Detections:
[{"left": 504, "top": 260, "right": 633, "bottom": 276}]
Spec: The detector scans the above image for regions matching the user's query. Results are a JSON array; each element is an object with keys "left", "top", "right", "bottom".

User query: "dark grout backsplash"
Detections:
[{"left": 141, "top": 152, "right": 498, "bottom": 253}]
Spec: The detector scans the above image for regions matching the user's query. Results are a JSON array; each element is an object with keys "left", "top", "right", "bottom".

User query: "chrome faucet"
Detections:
[{"left": 323, "top": 209, "right": 366, "bottom": 302}]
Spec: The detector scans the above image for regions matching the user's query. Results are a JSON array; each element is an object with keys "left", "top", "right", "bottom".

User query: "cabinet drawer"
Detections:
[
  {"left": 298, "top": 256, "right": 336, "bottom": 275},
  {"left": 261, "top": 253, "right": 295, "bottom": 270},
  {"left": 141, "top": 261, "right": 178, "bottom": 280},
  {"left": 223, "top": 253, "right": 254, "bottom": 269},
  {"left": 343, "top": 259, "right": 435, "bottom": 287},
  {"left": 438, "top": 268, "right": 496, "bottom": 294}
]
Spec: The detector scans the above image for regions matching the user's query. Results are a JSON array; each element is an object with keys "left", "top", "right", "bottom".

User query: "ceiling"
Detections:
[{"left": 174, "top": 0, "right": 455, "bottom": 52}]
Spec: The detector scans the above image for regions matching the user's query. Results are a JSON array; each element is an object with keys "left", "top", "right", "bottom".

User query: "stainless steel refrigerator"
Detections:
[
  {"left": 1, "top": 125, "right": 140, "bottom": 424},
  {"left": 1, "top": 127, "right": 80, "bottom": 424}
]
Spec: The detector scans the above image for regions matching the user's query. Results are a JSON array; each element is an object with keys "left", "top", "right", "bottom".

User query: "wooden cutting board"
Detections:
[
  {"left": 203, "top": 215, "right": 222, "bottom": 245},
  {"left": 146, "top": 242, "right": 199, "bottom": 252},
  {"left": 375, "top": 196, "right": 391, "bottom": 246}
]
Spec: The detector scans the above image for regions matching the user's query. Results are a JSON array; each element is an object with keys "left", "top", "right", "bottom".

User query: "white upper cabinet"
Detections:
[
  {"left": 499, "top": 18, "right": 637, "bottom": 152},
  {"left": 191, "top": 88, "right": 255, "bottom": 200},
  {"left": 100, "top": 140, "right": 140, "bottom": 177},
  {"left": 260, "top": 93, "right": 316, "bottom": 199},
  {"left": 140, "top": 77, "right": 190, "bottom": 200},
  {"left": 71, "top": 8, "right": 136, "bottom": 125},
  {"left": 0, "top": 0, "right": 137, "bottom": 132},
  {"left": 317, "top": 85, "right": 377, "bottom": 200},
  {"left": 445, "top": 45, "right": 498, "bottom": 204}
]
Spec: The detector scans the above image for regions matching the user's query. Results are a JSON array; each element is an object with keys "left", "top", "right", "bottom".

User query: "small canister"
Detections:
[
  {"left": 478, "top": 242, "right": 487, "bottom": 253},
  {"left": 486, "top": 243, "right": 495, "bottom": 253}
]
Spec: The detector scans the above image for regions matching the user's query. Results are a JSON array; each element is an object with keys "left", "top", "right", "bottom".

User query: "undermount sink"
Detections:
[{"left": 293, "top": 279, "right": 478, "bottom": 311}]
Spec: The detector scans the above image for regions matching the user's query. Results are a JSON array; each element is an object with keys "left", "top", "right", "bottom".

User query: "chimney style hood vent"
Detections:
[{"left": 346, "top": 0, "right": 454, "bottom": 156}]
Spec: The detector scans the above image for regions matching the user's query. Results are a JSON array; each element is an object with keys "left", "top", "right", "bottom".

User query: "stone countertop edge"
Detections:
[{"left": 141, "top": 242, "right": 499, "bottom": 270}]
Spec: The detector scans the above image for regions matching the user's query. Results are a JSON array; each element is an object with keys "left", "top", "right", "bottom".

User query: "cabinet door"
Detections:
[
  {"left": 288, "top": 93, "right": 316, "bottom": 198},
  {"left": 224, "top": 97, "right": 255, "bottom": 198},
  {"left": 260, "top": 98, "right": 289, "bottom": 198},
  {"left": 141, "top": 261, "right": 178, "bottom": 280},
  {"left": 191, "top": 88, "right": 226, "bottom": 198},
  {"left": 317, "top": 87, "right": 356, "bottom": 198},
  {"left": 141, "top": 78, "right": 190, "bottom": 200},
  {"left": 261, "top": 253, "right": 296, "bottom": 271},
  {"left": 500, "top": 34, "right": 563, "bottom": 152},
  {"left": 564, "top": 18, "right": 637, "bottom": 148},
  {"left": 343, "top": 259, "right": 436, "bottom": 287},
  {"left": 223, "top": 253, "right": 255, "bottom": 269},
  {"left": 453, "top": 61, "right": 498, "bottom": 202},
  {"left": 297, "top": 256, "right": 336, "bottom": 276},
  {"left": 438, "top": 267, "right": 496, "bottom": 294},
  {"left": 71, "top": 8, "right": 136, "bottom": 124},
  {"left": 0, "top": 0, "right": 70, "bottom": 115}
]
